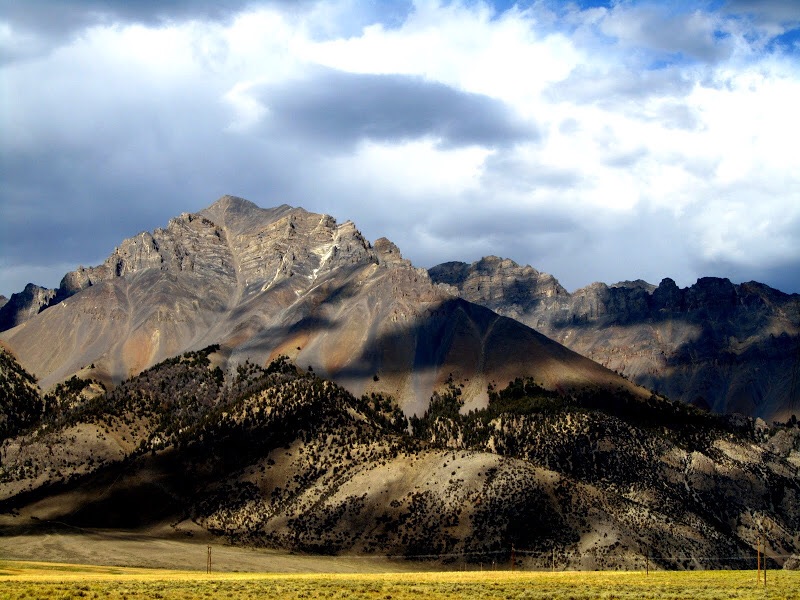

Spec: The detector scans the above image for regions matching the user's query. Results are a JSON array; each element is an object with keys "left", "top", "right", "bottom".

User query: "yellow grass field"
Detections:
[{"left": 1, "top": 561, "right": 798, "bottom": 600}]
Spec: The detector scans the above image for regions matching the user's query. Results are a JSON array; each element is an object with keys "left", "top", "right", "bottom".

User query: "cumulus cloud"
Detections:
[
  {"left": 546, "top": 64, "right": 695, "bottom": 106},
  {"left": 1, "top": 0, "right": 799, "bottom": 297},
  {"left": 600, "top": 3, "right": 733, "bottom": 63},
  {"left": 723, "top": 0, "right": 800, "bottom": 25},
  {"left": 0, "top": 0, "right": 258, "bottom": 62}
]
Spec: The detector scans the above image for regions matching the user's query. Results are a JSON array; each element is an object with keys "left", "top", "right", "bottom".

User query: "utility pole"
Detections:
[
  {"left": 756, "top": 536, "right": 761, "bottom": 584},
  {"left": 789, "top": 317, "right": 799, "bottom": 419},
  {"left": 761, "top": 522, "right": 774, "bottom": 588},
  {"left": 207, "top": 545, "right": 212, "bottom": 574},
  {"left": 511, "top": 545, "right": 515, "bottom": 572},
  {"left": 552, "top": 548, "right": 555, "bottom": 572}
]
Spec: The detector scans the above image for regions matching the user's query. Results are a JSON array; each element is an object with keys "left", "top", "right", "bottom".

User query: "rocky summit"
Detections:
[
  {"left": 0, "top": 196, "right": 641, "bottom": 417},
  {"left": 429, "top": 257, "right": 800, "bottom": 423}
]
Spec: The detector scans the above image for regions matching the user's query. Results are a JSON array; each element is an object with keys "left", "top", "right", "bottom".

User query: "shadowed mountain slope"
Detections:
[
  {"left": 429, "top": 257, "right": 800, "bottom": 422},
  {"left": 1, "top": 349, "right": 798, "bottom": 569},
  {"left": 0, "top": 346, "right": 43, "bottom": 441},
  {"left": 0, "top": 196, "right": 644, "bottom": 415}
]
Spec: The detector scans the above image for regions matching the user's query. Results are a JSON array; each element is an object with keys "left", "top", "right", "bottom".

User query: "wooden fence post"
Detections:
[{"left": 757, "top": 536, "right": 761, "bottom": 585}]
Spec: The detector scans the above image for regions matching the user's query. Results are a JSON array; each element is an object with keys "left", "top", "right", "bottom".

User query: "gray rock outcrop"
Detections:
[{"left": 430, "top": 259, "right": 800, "bottom": 422}]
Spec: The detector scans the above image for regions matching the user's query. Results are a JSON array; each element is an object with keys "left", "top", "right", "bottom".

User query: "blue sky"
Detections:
[{"left": 1, "top": 0, "right": 799, "bottom": 296}]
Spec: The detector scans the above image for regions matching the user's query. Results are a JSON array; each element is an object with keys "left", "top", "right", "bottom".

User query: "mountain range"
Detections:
[
  {"left": 429, "top": 258, "right": 800, "bottom": 423},
  {"left": 2, "top": 195, "right": 797, "bottom": 422},
  {"left": 0, "top": 195, "right": 644, "bottom": 418},
  {"left": 1, "top": 195, "right": 798, "bottom": 568}
]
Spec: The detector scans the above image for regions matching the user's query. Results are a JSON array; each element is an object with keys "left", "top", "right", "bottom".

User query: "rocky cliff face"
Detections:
[
  {"left": 0, "top": 284, "right": 60, "bottom": 331},
  {"left": 430, "top": 260, "right": 800, "bottom": 422},
  {"left": 429, "top": 256, "right": 568, "bottom": 324},
  {"left": 0, "top": 196, "right": 643, "bottom": 415}
]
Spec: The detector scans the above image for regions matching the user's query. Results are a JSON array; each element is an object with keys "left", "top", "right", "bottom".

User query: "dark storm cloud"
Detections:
[
  {"left": 258, "top": 70, "right": 538, "bottom": 150},
  {"left": 0, "top": 64, "right": 538, "bottom": 287},
  {"left": 1, "top": 67, "right": 241, "bottom": 286},
  {"left": 749, "top": 263, "right": 800, "bottom": 297}
]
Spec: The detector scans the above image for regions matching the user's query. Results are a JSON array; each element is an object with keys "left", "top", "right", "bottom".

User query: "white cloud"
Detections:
[
  {"left": 224, "top": 80, "right": 270, "bottom": 131},
  {"left": 324, "top": 138, "right": 490, "bottom": 201},
  {"left": 303, "top": 0, "right": 580, "bottom": 108},
  {"left": 600, "top": 4, "right": 730, "bottom": 62}
]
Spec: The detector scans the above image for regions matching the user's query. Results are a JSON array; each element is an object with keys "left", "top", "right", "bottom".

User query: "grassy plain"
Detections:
[{"left": 1, "top": 561, "right": 798, "bottom": 600}]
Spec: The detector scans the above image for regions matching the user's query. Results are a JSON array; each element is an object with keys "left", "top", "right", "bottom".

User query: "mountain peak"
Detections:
[
  {"left": 205, "top": 195, "right": 289, "bottom": 215},
  {"left": 209, "top": 194, "right": 258, "bottom": 208},
  {"left": 199, "top": 196, "right": 296, "bottom": 236},
  {"left": 373, "top": 237, "right": 405, "bottom": 264},
  {"left": 610, "top": 279, "right": 656, "bottom": 292}
]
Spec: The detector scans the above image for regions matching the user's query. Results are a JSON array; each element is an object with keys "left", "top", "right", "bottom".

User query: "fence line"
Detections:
[{"left": 291, "top": 549, "right": 796, "bottom": 564}]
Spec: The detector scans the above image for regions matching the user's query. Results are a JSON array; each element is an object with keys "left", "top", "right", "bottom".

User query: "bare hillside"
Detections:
[{"left": 1, "top": 348, "right": 798, "bottom": 569}]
